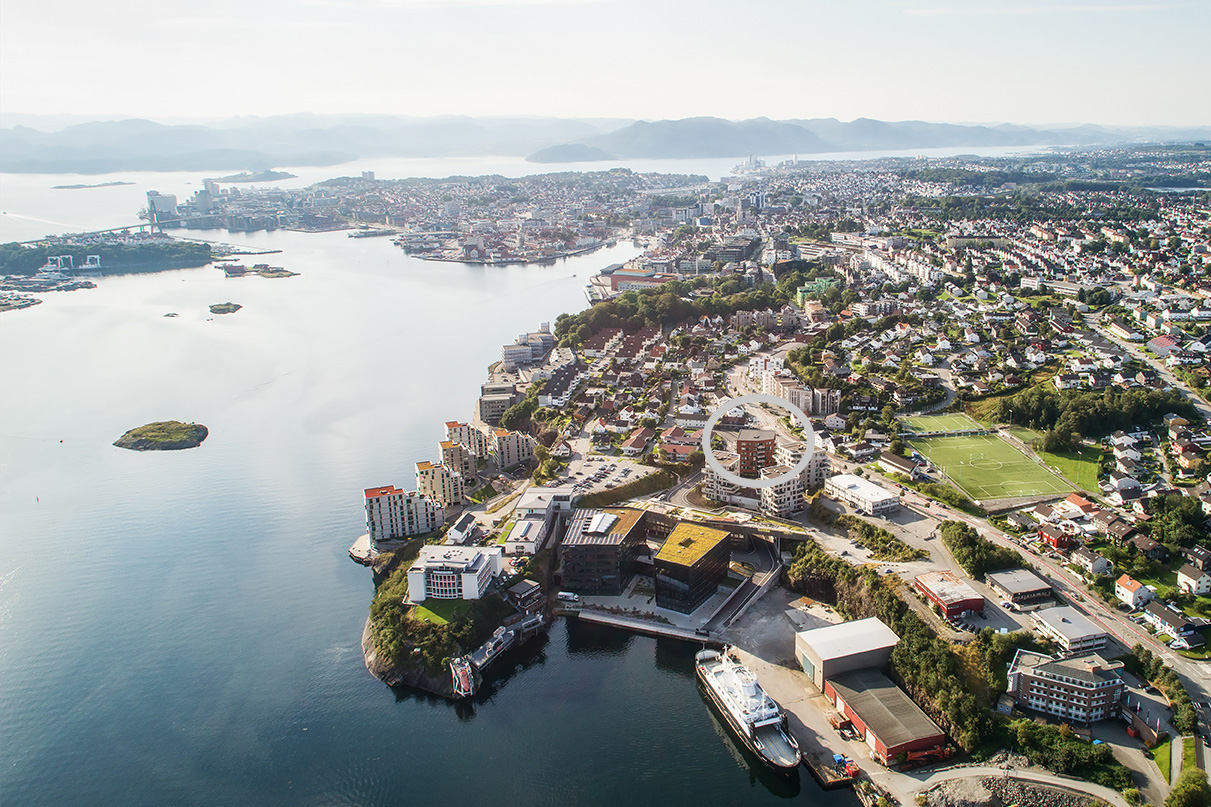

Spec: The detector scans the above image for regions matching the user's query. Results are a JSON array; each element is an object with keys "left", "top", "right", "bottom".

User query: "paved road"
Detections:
[
  {"left": 895, "top": 475, "right": 1211, "bottom": 708},
  {"left": 901, "top": 765, "right": 1134, "bottom": 807},
  {"left": 1094, "top": 319, "right": 1211, "bottom": 422}
]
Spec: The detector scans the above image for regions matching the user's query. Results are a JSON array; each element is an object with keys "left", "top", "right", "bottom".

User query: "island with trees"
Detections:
[{"left": 0, "top": 240, "right": 213, "bottom": 276}]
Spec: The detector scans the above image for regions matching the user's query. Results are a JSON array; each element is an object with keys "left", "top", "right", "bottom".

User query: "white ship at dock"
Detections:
[{"left": 695, "top": 647, "right": 800, "bottom": 771}]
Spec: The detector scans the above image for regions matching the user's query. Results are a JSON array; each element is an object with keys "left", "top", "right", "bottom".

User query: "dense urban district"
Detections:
[{"left": 352, "top": 144, "right": 1211, "bottom": 807}]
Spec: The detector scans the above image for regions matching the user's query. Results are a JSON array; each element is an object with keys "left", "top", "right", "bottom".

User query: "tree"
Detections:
[
  {"left": 1166, "top": 767, "right": 1211, "bottom": 807},
  {"left": 889, "top": 439, "right": 905, "bottom": 456}
]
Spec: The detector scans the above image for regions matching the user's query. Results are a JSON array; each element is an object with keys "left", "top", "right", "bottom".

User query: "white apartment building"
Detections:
[
  {"left": 501, "top": 342, "right": 534, "bottom": 371},
  {"left": 761, "top": 370, "right": 811, "bottom": 415},
  {"left": 406, "top": 545, "right": 503, "bottom": 603},
  {"left": 824, "top": 474, "right": 898, "bottom": 516},
  {"left": 440, "top": 440, "right": 476, "bottom": 481},
  {"left": 415, "top": 461, "right": 464, "bottom": 509},
  {"left": 445, "top": 421, "right": 490, "bottom": 458},
  {"left": 1032, "top": 606, "right": 1108, "bottom": 654},
  {"left": 491, "top": 429, "right": 537, "bottom": 469},
  {"left": 364, "top": 485, "right": 444, "bottom": 546},
  {"left": 706, "top": 443, "right": 828, "bottom": 519},
  {"left": 503, "top": 485, "right": 577, "bottom": 555}
]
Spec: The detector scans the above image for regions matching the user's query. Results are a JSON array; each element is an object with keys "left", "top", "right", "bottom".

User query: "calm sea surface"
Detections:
[{"left": 0, "top": 148, "right": 1031, "bottom": 805}]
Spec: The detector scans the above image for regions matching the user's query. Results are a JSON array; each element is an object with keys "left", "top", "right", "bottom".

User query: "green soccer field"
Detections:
[
  {"left": 910, "top": 434, "right": 1074, "bottom": 501},
  {"left": 900, "top": 413, "right": 985, "bottom": 434}
]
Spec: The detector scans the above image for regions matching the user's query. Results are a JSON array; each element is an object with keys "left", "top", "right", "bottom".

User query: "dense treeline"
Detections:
[
  {"left": 0, "top": 240, "right": 213, "bottom": 275},
  {"left": 1144, "top": 494, "right": 1208, "bottom": 548},
  {"left": 939, "top": 521, "right": 1022, "bottom": 579},
  {"left": 1007, "top": 719, "right": 1133, "bottom": 790},
  {"left": 555, "top": 279, "right": 782, "bottom": 345},
  {"left": 553, "top": 260, "right": 846, "bottom": 345},
  {"left": 987, "top": 385, "right": 1198, "bottom": 452},
  {"left": 903, "top": 193, "right": 1161, "bottom": 224},
  {"left": 901, "top": 168, "right": 1058, "bottom": 187},
  {"left": 498, "top": 381, "right": 544, "bottom": 431},
  {"left": 836, "top": 514, "right": 927, "bottom": 562},
  {"left": 1134, "top": 644, "right": 1199, "bottom": 735}
]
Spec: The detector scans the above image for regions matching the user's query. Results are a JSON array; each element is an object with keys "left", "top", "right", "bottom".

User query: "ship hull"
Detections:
[{"left": 696, "top": 663, "right": 800, "bottom": 773}]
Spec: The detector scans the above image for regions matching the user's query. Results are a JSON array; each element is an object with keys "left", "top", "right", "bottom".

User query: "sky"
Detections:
[{"left": 1, "top": 0, "right": 1207, "bottom": 127}]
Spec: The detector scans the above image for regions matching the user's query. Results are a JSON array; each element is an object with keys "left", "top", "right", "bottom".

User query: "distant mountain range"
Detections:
[
  {"left": 534, "top": 117, "right": 1211, "bottom": 161},
  {"left": 1, "top": 113, "right": 1208, "bottom": 174}
]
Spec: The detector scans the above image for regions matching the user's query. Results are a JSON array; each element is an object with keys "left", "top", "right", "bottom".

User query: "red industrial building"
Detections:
[
  {"left": 824, "top": 669, "right": 947, "bottom": 765},
  {"left": 914, "top": 571, "right": 984, "bottom": 618}
]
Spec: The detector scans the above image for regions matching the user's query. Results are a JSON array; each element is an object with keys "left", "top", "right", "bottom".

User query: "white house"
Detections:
[
  {"left": 1072, "top": 546, "right": 1112, "bottom": 576},
  {"left": 1115, "top": 574, "right": 1154, "bottom": 609},
  {"left": 1177, "top": 564, "right": 1211, "bottom": 596}
]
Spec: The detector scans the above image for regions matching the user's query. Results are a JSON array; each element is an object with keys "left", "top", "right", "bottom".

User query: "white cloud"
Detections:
[
  {"left": 308, "top": 0, "right": 604, "bottom": 7},
  {"left": 906, "top": 3, "right": 1178, "bottom": 15}
]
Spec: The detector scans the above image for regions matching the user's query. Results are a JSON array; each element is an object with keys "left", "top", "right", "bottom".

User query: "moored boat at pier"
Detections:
[{"left": 695, "top": 648, "right": 800, "bottom": 772}]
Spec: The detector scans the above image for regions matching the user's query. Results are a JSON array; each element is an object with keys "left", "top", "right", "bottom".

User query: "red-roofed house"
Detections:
[
  {"left": 1115, "top": 574, "right": 1154, "bottom": 609},
  {"left": 621, "top": 427, "right": 656, "bottom": 456}
]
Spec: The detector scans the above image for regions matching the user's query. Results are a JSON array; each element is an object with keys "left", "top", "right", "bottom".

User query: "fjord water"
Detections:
[{"left": 0, "top": 214, "right": 859, "bottom": 805}]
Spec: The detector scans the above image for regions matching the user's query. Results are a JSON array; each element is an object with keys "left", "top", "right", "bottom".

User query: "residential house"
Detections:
[
  {"left": 1129, "top": 535, "right": 1168, "bottom": 561},
  {"left": 1183, "top": 545, "right": 1211, "bottom": 572},
  {"left": 1115, "top": 574, "right": 1154, "bottom": 609},
  {"left": 1141, "top": 600, "right": 1196, "bottom": 638},
  {"left": 1177, "top": 564, "right": 1211, "bottom": 596},
  {"left": 1039, "top": 524, "right": 1077, "bottom": 552},
  {"left": 1072, "top": 546, "right": 1113, "bottom": 576}
]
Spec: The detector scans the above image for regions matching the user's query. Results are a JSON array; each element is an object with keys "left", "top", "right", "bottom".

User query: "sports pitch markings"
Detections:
[
  {"left": 901, "top": 413, "right": 985, "bottom": 433},
  {"left": 910, "top": 433, "right": 1074, "bottom": 501}
]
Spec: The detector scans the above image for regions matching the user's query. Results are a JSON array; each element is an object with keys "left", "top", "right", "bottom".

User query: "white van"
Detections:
[{"left": 557, "top": 591, "right": 580, "bottom": 603}]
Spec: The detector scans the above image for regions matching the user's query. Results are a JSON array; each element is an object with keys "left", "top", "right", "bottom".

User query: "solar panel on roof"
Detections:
[{"left": 588, "top": 513, "right": 617, "bottom": 534}]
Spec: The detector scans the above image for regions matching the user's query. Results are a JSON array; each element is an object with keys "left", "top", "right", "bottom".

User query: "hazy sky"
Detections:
[{"left": 1, "top": 0, "right": 1206, "bottom": 126}]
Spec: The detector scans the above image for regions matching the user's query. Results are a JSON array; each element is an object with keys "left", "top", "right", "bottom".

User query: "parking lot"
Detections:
[{"left": 564, "top": 455, "right": 657, "bottom": 498}]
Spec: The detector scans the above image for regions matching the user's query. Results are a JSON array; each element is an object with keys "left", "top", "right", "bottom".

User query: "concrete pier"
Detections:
[
  {"left": 575, "top": 610, "right": 715, "bottom": 643},
  {"left": 348, "top": 533, "right": 376, "bottom": 565},
  {"left": 729, "top": 648, "right": 858, "bottom": 788}
]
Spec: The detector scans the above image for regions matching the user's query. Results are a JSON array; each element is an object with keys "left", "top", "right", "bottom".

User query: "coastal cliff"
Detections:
[{"left": 361, "top": 616, "right": 455, "bottom": 697}]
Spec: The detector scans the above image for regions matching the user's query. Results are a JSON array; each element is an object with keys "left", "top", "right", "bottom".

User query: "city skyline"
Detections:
[{"left": 1, "top": 0, "right": 1206, "bottom": 127}]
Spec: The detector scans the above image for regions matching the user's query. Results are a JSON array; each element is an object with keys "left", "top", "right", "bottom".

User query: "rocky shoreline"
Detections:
[
  {"left": 360, "top": 616, "right": 454, "bottom": 697},
  {"left": 114, "top": 421, "right": 208, "bottom": 451},
  {"left": 926, "top": 775, "right": 1099, "bottom": 807}
]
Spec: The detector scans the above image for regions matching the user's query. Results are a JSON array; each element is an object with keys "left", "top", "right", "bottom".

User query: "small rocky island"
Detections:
[
  {"left": 114, "top": 421, "right": 208, "bottom": 451},
  {"left": 209, "top": 302, "right": 242, "bottom": 314}
]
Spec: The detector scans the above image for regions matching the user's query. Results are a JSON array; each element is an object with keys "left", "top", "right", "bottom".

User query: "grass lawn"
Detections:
[
  {"left": 469, "top": 484, "right": 496, "bottom": 504},
  {"left": 1155, "top": 737, "right": 1173, "bottom": 783},
  {"left": 911, "top": 433, "right": 1074, "bottom": 501},
  {"left": 413, "top": 599, "right": 469, "bottom": 625},
  {"left": 901, "top": 413, "right": 985, "bottom": 434},
  {"left": 1007, "top": 426, "right": 1041, "bottom": 443},
  {"left": 1039, "top": 444, "right": 1103, "bottom": 491},
  {"left": 1183, "top": 735, "right": 1199, "bottom": 773}
]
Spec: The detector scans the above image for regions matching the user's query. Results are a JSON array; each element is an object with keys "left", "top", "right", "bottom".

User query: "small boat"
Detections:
[{"left": 696, "top": 648, "right": 800, "bottom": 772}]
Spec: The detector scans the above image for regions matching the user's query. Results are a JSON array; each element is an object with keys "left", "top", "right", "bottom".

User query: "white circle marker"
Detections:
[{"left": 700, "top": 393, "right": 817, "bottom": 490}]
